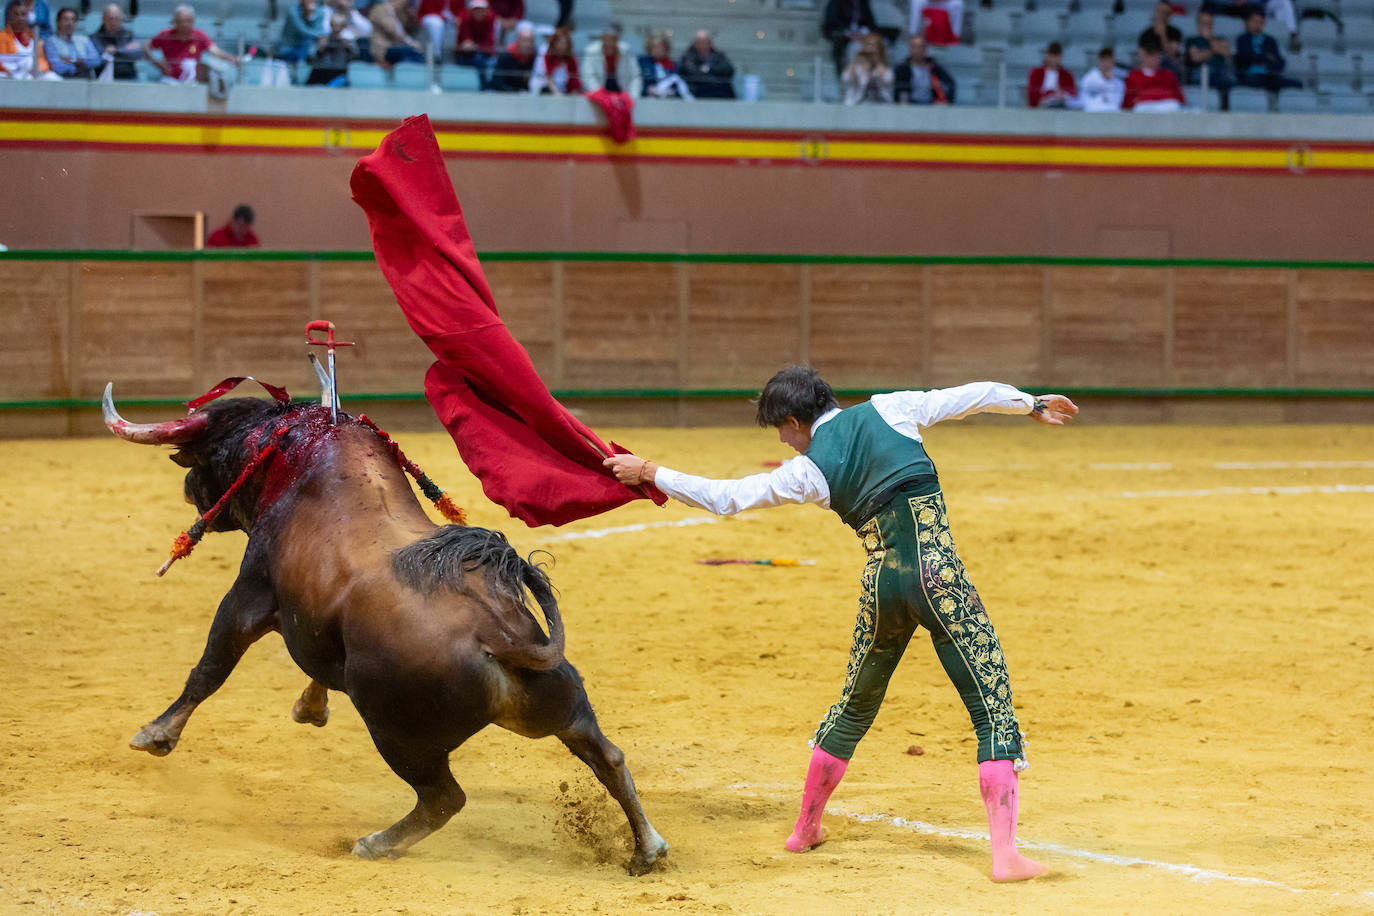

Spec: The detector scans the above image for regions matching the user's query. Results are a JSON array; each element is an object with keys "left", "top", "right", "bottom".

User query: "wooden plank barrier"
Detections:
[{"left": 3, "top": 256, "right": 1373, "bottom": 435}]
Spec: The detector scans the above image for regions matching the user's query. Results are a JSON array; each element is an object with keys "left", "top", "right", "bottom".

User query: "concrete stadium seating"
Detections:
[{"left": 28, "top": 0, "right": 1374, "bottom": 113}]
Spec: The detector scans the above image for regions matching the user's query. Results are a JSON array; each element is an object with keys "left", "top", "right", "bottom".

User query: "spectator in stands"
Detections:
[
  {"left": 1185, "top": 9, "right": 1234, "bottom": 110},
  {"left": 45, "top": 6, "right": 99, "bottom": 77},
  {"left": 417, "top": 0, "right": 460, "bottom": 58},
  {"left": 0, "top": 0, "right": 58, "bottom": 78},
  {"left": 330, "top": 0, "right": 369, "bottom": 60},
  {"left": 1123, "top": 31, "right": 1185, "bottom": 110},
  {"left": 1078, "top": 45, "right": 1124, "bottom": 110},
  {"left": 91, "top": 3, "right": 141, "bottom": 79},
  {"left": 489, "top": 20, "right": 534, "bottom": 91},
  {"left": 146, "top": 5, "right": 236, "bottom": 84},
  {"left": 679, "top": 29, "right": 734, "bottom": 99},
  {"left": 306, "top": 10, "right": 353, "bottom": 84},
  {"left": 1234, "top": 9, "right": 1300, "bottom": 92},
  {"left": 823, "top": 0, "right": 877, "bottom": 77},
  {"left": 369, "top": 0, "right": 422, "bottom": 68},
  {"left": 277, "top": 0, "right": 328, "bottom": 63},
  {"left": 909, "top": 0, "right": 962, "bottom": 47},
  {"left": 455, "top": 0, "right": 497, "bottom": 85},
  {"left": 529, "top": 26, "right": 580, "bottom": 94},
  {"left": 843, "top": 32, "right": 893, "bottom": 104},
  {"left": 893, "top": 33, "right": 954, "bottom": 103},
  {"left": 1027, "top": 41, "right": 1076, "bottom": 107},
  {"left": 487, "top": 0, "right": 521, "bottom": 47},
  {"left": 1205, "top": 0, "right": 1299, "bottom": 51},
  {"left": 582, "top": 21, "right": 638, "bottom": 95},
  {"left": 205, "top": 204, "right": 260, "bottom": 248},
  {"left": 638, "top": 33, "right": 690, "bottom": 99},
  {"left": 1139, "top": 0, "right": 1185, "bottom": 82}
]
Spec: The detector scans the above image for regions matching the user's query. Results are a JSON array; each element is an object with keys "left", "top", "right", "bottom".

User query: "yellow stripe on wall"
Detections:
[{"left": 2, "top": 116, "right": 1368, "bottom": 171}]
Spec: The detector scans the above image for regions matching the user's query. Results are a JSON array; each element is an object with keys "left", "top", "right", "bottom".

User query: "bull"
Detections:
[{"left": 103, "top": 385, "right": 668, "bottom": 873}]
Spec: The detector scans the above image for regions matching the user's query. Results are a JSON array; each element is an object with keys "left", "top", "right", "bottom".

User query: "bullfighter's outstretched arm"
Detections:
[{"left": 603, "top": 382, "right": 1077, "bottom": 515}]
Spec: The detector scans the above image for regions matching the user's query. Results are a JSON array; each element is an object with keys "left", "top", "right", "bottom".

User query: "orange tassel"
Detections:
[
  {"left": 435, "top": 494, "right": 468, "bottom": 526},
  {"left": 156, "top": 531, "right": 198, "bottom": 576}
]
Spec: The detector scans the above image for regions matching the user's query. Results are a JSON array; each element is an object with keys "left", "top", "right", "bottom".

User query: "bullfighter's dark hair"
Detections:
[{"left": 755, "top": 365, "right": 839, "bottom": 428}]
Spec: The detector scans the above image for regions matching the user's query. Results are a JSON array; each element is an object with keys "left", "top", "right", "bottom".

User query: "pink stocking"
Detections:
[
  {"left": 978, "top": 759, "right": 1048, "bottom": 881},
  {"left": 785, "top": 746, "right": 848, "bottom": 852}
]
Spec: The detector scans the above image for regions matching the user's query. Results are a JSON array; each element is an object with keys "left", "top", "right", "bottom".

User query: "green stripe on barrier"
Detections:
[
  {"left": 3, "top": 250, "right": 1374, "bottom": 270},
  {"left": 6, "top": 386, "right": 1370, "bottom": 411}
]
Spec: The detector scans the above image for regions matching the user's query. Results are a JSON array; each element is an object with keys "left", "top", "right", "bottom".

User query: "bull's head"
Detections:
[{"left": 104, "top": 383, "right": 283, "bottom": 533}]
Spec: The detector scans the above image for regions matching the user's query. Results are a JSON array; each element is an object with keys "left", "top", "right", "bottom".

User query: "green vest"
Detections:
[{"left": 805, "top": 401, "right": 940, "bottom": 530}]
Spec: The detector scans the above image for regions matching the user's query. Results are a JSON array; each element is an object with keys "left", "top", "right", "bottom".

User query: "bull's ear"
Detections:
[{"left": 170, "top": 449, "right": 197, "bottom": 468}]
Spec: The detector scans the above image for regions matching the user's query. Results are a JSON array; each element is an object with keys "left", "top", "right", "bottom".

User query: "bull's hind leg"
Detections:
[
  {"left": 352, "top": 736, "right": 467, "bottom": 860},
  {"left": 131, "top": 576, "right": 277, "bottom": 756},
  {"left": 291, "top": 679, "right": 330, "bottom": 727},
  {"left": 558, "top": 711, "right": 669, "bottom": 875}
]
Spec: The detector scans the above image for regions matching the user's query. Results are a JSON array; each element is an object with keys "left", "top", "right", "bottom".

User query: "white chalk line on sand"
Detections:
[
  {"left": 984, "top": 483, "right": 1374, "bottom": 504},
  {"left": 533, "top": 514, "right": 762, "bottom": 543},
  {"left": 957, "top": 460, "right": 1374, "bottom": 473},
  {"left": 841, "top": 810, "right": 1303, "bottom": 894},
  {"left": 726, "top": 783, "right": 1374, "bottom": 900}
]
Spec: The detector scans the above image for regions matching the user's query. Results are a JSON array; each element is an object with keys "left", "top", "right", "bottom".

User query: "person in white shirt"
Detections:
[
  {"left": 1079, "top": 46, "right": 1125, "bottom": 111},
  {"left": 580, "top": 21, "right": 640, "bottom": 96},
  {"left": 606, "top": 366, "right": 1077, "bottom": 882}
]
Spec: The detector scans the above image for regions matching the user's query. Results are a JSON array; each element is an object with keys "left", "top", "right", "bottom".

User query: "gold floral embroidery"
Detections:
[
  {"left": 814, "top": 517, "right": 884, "bottom": 747},
  {"left": 909, "top": 493, "right": 1023, "bottom": 760}
]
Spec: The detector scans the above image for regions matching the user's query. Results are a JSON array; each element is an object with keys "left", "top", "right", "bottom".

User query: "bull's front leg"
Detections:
[{"left": 131, "top": 574, "right": 278, "bottom": 757}]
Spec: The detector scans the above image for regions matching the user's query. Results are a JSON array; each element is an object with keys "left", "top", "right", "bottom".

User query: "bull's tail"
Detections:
[{"left": 392, "top": 526, "right": 566, "bottom": 671}]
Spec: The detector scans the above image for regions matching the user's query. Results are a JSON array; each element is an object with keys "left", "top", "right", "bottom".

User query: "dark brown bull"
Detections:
[{"left": 104, "top": 385, "right": 668, "bottom": 872}]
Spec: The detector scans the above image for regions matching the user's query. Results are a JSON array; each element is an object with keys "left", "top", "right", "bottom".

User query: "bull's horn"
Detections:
[{"left": 102, "top": 382, "right": 210, "bottom": 445}]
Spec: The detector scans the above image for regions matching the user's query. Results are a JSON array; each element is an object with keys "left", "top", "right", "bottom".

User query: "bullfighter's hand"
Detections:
[
  {"left": 1031, "top": 394, "right": 1079, "bottom": 426},
  {"left": 603, "top": 454, "right": 658, "bottom": 485}
]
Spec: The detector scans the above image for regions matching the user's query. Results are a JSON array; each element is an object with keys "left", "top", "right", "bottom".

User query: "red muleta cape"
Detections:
[{"left": 350, "top": 114, "right": 666, "bottom": 526}]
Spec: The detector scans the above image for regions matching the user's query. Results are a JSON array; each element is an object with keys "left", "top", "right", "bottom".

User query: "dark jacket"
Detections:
[
  {"left": 91, "top": 25, "right": 140, "bottom": 80},
  {"left": 1234, "top": 31, "right": 1284, "bottom": 75},
  {"left": 893, "top": 56, "right": 956, "bottom": 103},
  {"left": 678, "top": 45, "right": 735, "bottom": 98},
  {"left": 490, "top": 50, "right": 534, "bottom": 91}
]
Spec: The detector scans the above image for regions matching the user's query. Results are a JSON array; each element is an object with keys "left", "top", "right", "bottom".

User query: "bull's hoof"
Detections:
[
  {"left": 626, "top": 837, "right": 670, "bottom": 876},
  {"left": 351, "top": 833, "right": 402, "bottom": 861},
  {"left": 129, "top": 725, "right": 178, "bottom": 757},
  {"left": 291, "top": 697, "right": 330, "bottom": 727}
]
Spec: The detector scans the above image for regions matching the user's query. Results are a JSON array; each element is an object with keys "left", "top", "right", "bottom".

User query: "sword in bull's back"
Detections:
[{"left": 306, "top": 320, "right": 355, "bottom": 423}]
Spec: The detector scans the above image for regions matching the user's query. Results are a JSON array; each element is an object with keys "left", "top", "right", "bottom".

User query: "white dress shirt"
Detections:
[
  {"left": 1079, "top": 66, "right": 1125, "bottom": 112},
  {"left": 653, "top": 382, "right": 1034, "bottom": 516}
]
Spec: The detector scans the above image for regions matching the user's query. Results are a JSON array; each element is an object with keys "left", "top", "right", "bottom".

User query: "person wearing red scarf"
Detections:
[
  {"left": 530, "top": 26, "right": 580, "bottom": 94},
  {"left": 489, "top": 20, "right": 534, "bottom": 91}
]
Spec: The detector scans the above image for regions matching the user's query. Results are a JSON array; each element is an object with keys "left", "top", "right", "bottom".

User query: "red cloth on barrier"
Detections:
[
  {"left": 350, "top": 114, "right": 665, "bottom": 527},
  {"left": 587, "top": 87, "right": 636, "bottom": 143}
]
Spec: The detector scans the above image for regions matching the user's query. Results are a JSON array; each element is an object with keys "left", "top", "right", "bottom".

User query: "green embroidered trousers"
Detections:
[{"left": 813, "top": 492, "right": 1026, "bottom": 764}]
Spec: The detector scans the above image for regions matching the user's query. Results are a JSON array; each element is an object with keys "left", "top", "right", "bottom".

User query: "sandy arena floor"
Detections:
[{"left": 1, "top": 418, "right": 1372, "bottom": 915}]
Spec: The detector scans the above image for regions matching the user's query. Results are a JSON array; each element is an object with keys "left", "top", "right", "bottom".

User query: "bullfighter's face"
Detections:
[{"left": 777, "top": 416, "right": 812, "bottom": 454}]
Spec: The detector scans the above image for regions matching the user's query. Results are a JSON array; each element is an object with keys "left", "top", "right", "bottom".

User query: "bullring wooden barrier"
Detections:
[{"left": 3, "top": 252, "right": 1372, "bottom": 434}]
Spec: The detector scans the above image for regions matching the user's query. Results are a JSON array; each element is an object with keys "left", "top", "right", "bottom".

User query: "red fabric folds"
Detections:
[
  {"left": 350, "top": 114, "right": 665, "bottom": 527},
  {"left": 587, "top": 88, "right": 636, "bottom": 144}
]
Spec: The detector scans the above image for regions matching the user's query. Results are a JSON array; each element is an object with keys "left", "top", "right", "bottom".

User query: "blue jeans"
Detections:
[{"left": 385, "top": 45, "right": 424, "bottom": 65}]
